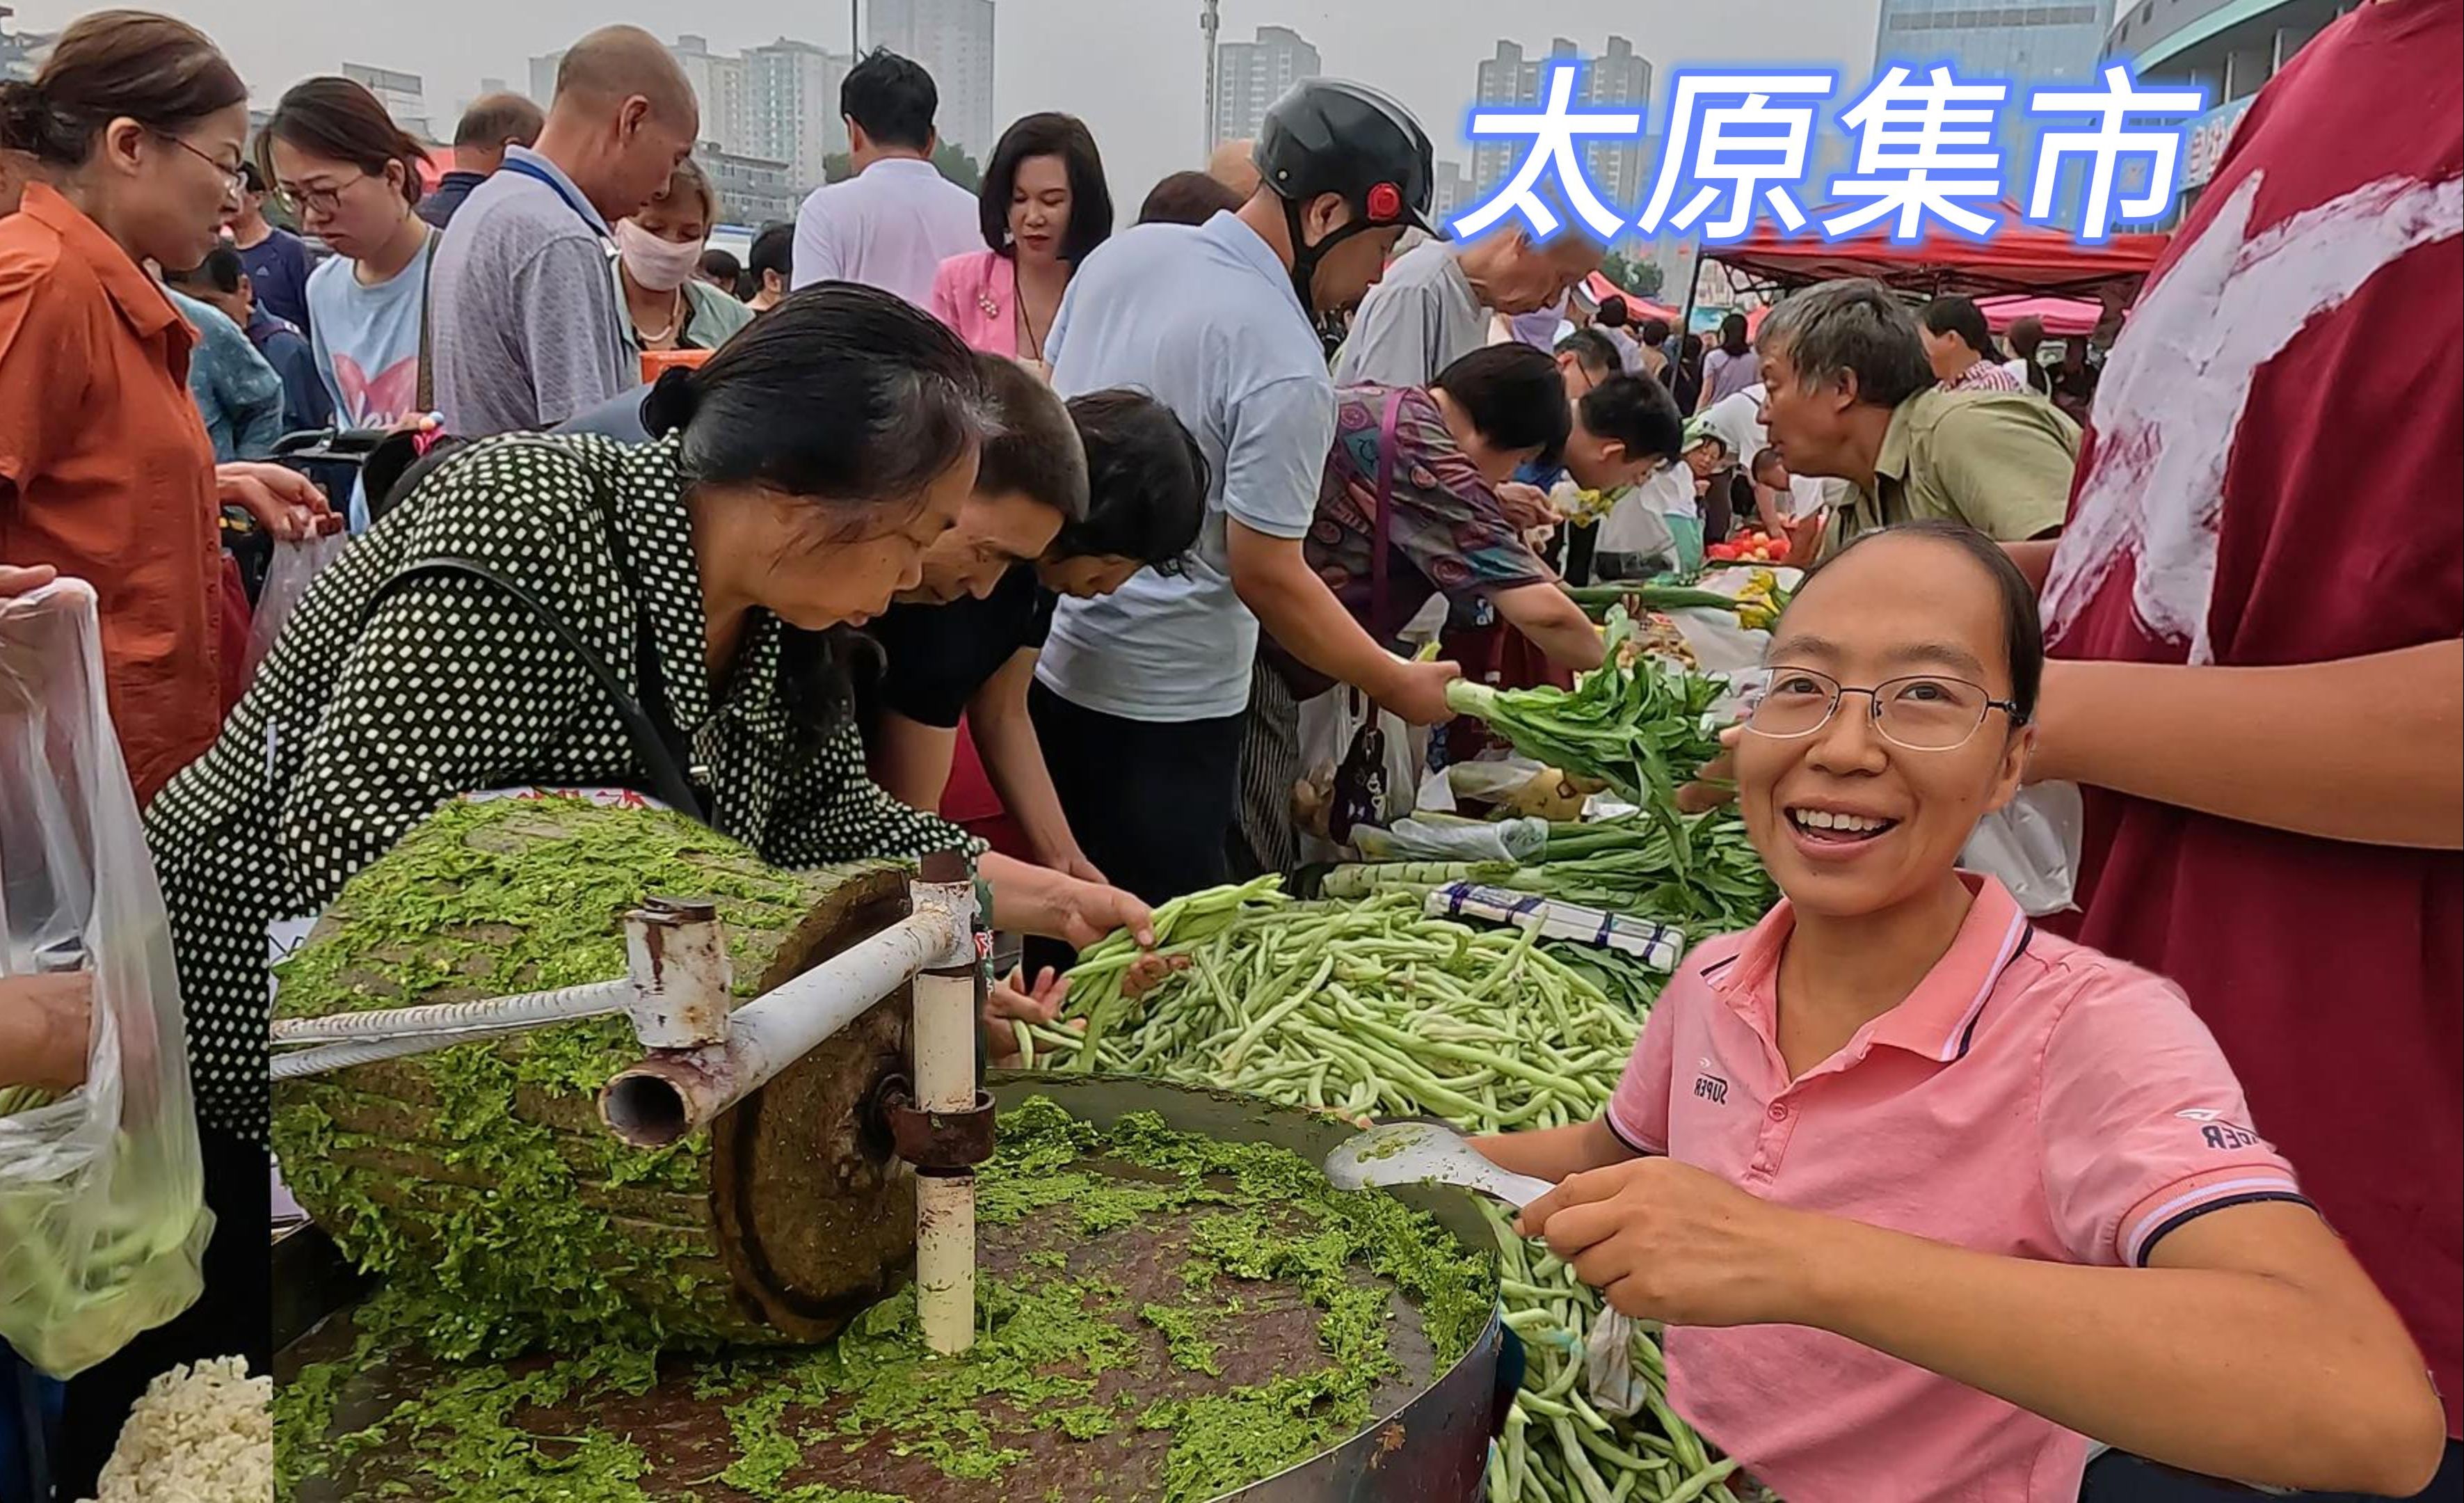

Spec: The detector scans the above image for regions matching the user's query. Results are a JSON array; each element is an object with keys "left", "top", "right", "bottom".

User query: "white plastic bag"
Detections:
[
  {"left": 1583, "top": 1309, "right": 1650, "bottom": 1418},
  {"left": 1963, "top": 781, "right": 2086, "bottom": 918},
  {"left": 241, "top": 529, "right": 348, "bottom": 683},
  {"left": 1352, "top": 815, "right": 1549, "bottom": 865},
  {"left": 0, "top": 579, "right": 211, "bottom": 1378},
  {"left": 1295, "top": 687, "right": 1422, "bottom": 865}
]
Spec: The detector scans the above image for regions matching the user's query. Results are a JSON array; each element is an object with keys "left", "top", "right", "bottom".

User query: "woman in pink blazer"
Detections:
[{"left": 930, "top": 113, "right": 1113, "bottom": 363}]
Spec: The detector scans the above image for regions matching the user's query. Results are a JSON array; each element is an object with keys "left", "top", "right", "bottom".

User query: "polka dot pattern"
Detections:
[{"left": 145, "top": 434, "right": 978, "bottom": 1143}]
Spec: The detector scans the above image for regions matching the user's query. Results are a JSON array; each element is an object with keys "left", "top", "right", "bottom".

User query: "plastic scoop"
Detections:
[{"left": 1322, "top": 1121, "right": 1556, "bottom": 1209}]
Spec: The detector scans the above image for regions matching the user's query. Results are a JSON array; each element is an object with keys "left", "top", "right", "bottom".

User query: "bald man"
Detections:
[
  {"left": 421, "top": 91, "right": 546, "bottom": 229},
  {"left": 429, "top": 24, "right": 699, "bottom": 434},
  {"left": 1208, "top": 137, "right": 1261, "bottom": 199}
]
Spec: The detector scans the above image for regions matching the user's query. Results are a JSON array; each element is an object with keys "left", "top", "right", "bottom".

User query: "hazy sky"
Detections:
[{"left": 14, "top": 0, "right": 1884, "bottom": 207}]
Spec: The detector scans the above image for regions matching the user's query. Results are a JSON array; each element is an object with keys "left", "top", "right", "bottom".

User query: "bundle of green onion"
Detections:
[
  {"left": 1320, "top": 811, "right": 1776, "bottom": 933},
  {"left": 1445, "top": 611, "right": 1728, "bottom": 865}
]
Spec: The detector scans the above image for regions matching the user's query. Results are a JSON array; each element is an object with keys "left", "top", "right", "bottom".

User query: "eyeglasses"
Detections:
[
  {"left": 273, "top": 173, "right": 369, "bottom": 219},
  {"left": 158, "top": 133, "right": 245, "bottom": 192},
  {"left": 1734, "top": 665, "right": 2027, "bottom": 752}
]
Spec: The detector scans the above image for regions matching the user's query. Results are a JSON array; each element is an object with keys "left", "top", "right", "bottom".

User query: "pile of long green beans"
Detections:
[
  {"left": 1320, "top": 812, "right": 1777, "bottom": 934},
  {"left": 1025, "top": 881, "right": 1748, "bottom": 1503},
  {"left": 1443, "top": 613, "right": 1729, "bottom": 868}
]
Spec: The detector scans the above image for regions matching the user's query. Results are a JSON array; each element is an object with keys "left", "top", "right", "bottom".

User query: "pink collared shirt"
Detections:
[
  {"left": 929, "top": 248, "right": 1021, "bottom": 358},
  {"left": 1607, "top": 874, "right": 2307, "bottom": 1503}
]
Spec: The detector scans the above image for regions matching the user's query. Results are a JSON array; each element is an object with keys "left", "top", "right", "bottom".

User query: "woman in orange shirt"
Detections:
[
  {"left": 0, "top": 9, "right": 325, "bottom": 809},
  {"left": 0, "top": 13, "right": 327, "bottom": 1491}
]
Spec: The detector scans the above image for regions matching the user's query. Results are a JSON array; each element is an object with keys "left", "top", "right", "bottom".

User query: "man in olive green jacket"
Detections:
[{"left": 1756, "top": 277, "right": 2081, "bottom": 558}]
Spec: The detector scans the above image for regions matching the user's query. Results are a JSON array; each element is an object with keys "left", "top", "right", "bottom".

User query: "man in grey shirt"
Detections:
[
  {"left": 1331, "top": 210, "right": 1603, "bottom": 388},
  {"left": 429, "top": 26, "right": 698, "bottom": 435}
]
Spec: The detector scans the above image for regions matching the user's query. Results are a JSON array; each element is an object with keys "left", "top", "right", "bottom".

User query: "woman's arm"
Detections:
[
  {"left": 0, "top": 973, "right": 88, "bottom": 1093},
  {"left": 2030, "top": 643, "right": 2464, "bottom": 848},
  {"left": 978, "top": 851, "right": 1154, "bottom": 950},
  {"left": 1471, "top": 1117, "right": 1633, "bottom": 1182},
  {"left": 866, "top": 709, "right": 959, "bottom": 814},
  {"left": 1752, "top": 482, "right": 1790, "bottom": 540},
  {"left": 1521, "top": 1164, "right": 2447, "bottom": 1497},
  {"left": 968, "top": 649, "right": 1101, "bottom": 880},
  {"left": 1800, "top": 1202, "right": 2446, "bottom": 1495},
  {"left": 1487, "top": 582, "right": 1606, "bottom": 672},
  {"left": 1228, "top": 520, "right": 1462, "bottom": 726}
]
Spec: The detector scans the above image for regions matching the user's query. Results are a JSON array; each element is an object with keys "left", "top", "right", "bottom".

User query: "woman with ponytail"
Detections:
[
  {"left": 147, "top": 283, "right": 1155, "bottom": 1183},
  {"left": 2, "top": 19, "right": 332, "bottom": 1484},
  {"left": 0, "top": 10, "right": 328, "bottom": 806}
]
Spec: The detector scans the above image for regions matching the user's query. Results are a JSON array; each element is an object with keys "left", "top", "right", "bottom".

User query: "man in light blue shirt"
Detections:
[{"left": 1030, "top": 81, "right": 1460, "bottom": 904}]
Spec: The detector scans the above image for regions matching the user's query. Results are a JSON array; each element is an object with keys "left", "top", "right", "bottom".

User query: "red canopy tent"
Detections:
[
  {"left": 1581, "top": 270, "right": 1679, "bottom": 324},
  {"left": 1976, "top": 293, "right": 2102, "bottom": 335},
  {"left": 1704, "top": 200, "right": 2167, "bottom": 302}
]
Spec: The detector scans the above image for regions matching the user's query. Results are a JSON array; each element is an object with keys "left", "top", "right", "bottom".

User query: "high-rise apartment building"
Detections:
[
  {"left": 748, "top": 38, "right": 853, "bottom": 191},
  {"left": 1470, "top": 38, "right": 1653, "bottom": 216},
  {"left": 1213, "top": 24, "right": 1320, "bottom": 145},
  {"left": 1873, "top": 0, "right": 2116, "bottom": 85},
  {"left": 698, "top": 143, "right": 800, "bottom": 228},
  {"left": 527, "top": 52, "right": 563, "bottom": 113},
  {"left": 344, "top": 63, "right": 431, "bottom": 141},
  {"left": 0, "top": 7, "right": 52, "bottom": 84},
  {"left": 671, "top": 35, "right": 753, "bottom": 159},
  {"left": 2105, "top": 0, "right": 2339, "bottom": 226},
  {"left": 1430, "top": 159, "right": 1471, "bottom": 225},
  {"left": 865, "top": 0, "right": 996, "bottom": 158}
]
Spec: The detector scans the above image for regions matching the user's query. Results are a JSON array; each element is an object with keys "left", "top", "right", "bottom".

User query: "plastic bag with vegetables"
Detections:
[{"left": 0, "top": 580, "right": 210, "bottom": 1378}]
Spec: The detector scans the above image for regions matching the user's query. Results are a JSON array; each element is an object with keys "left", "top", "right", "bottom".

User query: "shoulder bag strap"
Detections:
[
  {"left": 349, "top": 438, "right": 706, "bottom": 820},
  {"left": 413, "top": 228, "right": 440, "bottom": 415},
  {"left": 1368, "top": 388, "right": 1409, "bottom": 632},
  {"left": 352, "top": 557, "right": 709, "bottom": 822}
]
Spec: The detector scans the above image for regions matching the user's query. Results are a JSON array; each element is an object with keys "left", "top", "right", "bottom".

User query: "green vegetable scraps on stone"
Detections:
[
  {"left": 269, "top": 796, "right": 895, "bottom": 1360},
  {"left": 1039, "top": 882, "right": 1750, "bottom": 1503},
  {"left": 1444, "top": 609, "right": 1729, "bottom": 866},
  {"left": 1349, "top": 1130, "right": 1423, "bottom": 1165},
  {"left": 273, "top": 1098, "right": 1493, "bottom": 1503}
]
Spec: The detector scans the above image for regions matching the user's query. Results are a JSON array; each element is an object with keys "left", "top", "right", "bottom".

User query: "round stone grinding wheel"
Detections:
[{"left": 269, "top": 795, "right": 921, "bottom": 1354}]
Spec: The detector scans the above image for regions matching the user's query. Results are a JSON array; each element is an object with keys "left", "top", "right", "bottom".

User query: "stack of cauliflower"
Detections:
[{"left": 83, "top": 1357, "right": 271, "bottom": 1502}]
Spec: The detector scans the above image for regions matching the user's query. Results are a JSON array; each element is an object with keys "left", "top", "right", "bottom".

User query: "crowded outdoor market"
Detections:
[{"left": 0, "top": 1, "right": 2457, "bottom": 1500}]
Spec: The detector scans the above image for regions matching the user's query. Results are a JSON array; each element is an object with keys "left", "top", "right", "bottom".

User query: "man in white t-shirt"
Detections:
[
  {"left": 790, "top": 49, "right": 979, "bottom": 308},
  {"left": 1032, "top": 81, "right": 1458, "bottom": 904},
  {"left": 1333, "top": 208, "right": 1603, "bottom": 388}
]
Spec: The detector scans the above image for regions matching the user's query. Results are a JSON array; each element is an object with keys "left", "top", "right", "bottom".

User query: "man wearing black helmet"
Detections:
[{"left": 1030, "top": 79, "right": 1463, "bottom": 907}]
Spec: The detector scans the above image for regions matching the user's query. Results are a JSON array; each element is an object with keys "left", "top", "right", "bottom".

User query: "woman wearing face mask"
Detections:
[
  {"left": 260, "top": 80, "right": 434, "bottom": 432},
  {"left": 615, "top": 158, "right": 753, "bottom": 356},
  {"left": 145, "top": 285, "right": 1155, "bottom": 1199},
  {"left": 929, "top": 112, "right": 1113, "bottom": 368},
  {"left": 1471, "top": 522, "right": 2447, "bottom": 1502},
  {"left": 0, "top": 10, "right": 326, "bottom": 808}
]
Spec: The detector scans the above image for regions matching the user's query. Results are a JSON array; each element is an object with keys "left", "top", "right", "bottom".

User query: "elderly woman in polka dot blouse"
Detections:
[{"left": 143, "top": 285, "right": 1156, "bottom": 1160}]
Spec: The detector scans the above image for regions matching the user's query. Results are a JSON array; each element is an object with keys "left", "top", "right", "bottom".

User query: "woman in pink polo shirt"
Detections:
[{"left": 1477, "top": 521, "right": 2446, "bottom": 1502}]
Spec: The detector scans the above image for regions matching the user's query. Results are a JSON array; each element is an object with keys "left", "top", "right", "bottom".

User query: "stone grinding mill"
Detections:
[
  {"left": 271, "top": 795, "right": 996, "bottom": 1355},
  {"left": 269, "top": 796, "right": 1506, "bottom": 1502}
]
